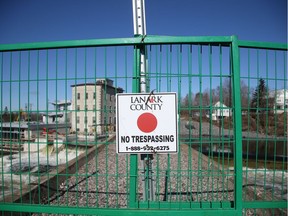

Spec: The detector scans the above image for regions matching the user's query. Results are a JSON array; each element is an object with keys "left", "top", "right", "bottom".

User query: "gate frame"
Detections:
[{"left": 0, "top": 35, "right": 287, "bottom": 215}]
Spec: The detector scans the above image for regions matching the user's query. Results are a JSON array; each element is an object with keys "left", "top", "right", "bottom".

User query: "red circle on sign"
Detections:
[{"left": 137, "top": 112, "right": 157, "bottom": 133}]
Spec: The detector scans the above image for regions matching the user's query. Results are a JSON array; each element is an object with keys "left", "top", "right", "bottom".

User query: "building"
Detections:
[
  {"left": 210, "top": 101, "right": 232, "bottom": 120},
  {"left": 71, "top": 79, "right": 123, "bottom": 134},
  {"left": 42, "top": 100, "right": 71, "bottom": 124},
  {"left": 51, "top": 100, "right": 72, "bottom": 111},
  {"left": 0, "top": 121, "right": 68, "bottom": 141},
  {"left": 269, "top": 89, "right": 288, "bottom": 114}
]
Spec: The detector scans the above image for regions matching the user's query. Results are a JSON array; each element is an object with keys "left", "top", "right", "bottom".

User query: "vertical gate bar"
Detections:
[
  {"left": 231, "top": 35, "right": 243, "bottom": 213},
  {"left": 64, "top": 48, "right": 69, "bottom": 206},
  {"left": 9, "top": 52, "right": 14, "bottom": 202},
  {"left": 166, "top": 45, "right": 172, "bottom": 203},
  {"left": 282, "top": 51, "right": 287, "bottom": 201},
  {"left": 226, "top": 47, "right": 232, "bottom": 201},
  {"left": 84, "top": 47, "right": 89, "bottom": 207},
  {"left": 124, "top": 46, "right": 130, "bottom": 207},
  {"left": 17, "top": 52, "right": 23, "bottom": 203},
  {"left": 262, "top": 50, "right": 270, "bottom": 200},
  {"left": 264, "top": 51, "right": 269, "bottom": 201},
  {"left": 74, "top": 48, "right": 79, "bottom": 207},
  {"left": 216, "top": 45, "right": 221, "bottom": 201},
  {"left": 158, "top": 45, "right": 161, "bottom": 91},
  {"left": 177, "top": 45, "right": 182, "bottom": 203},
  {"left": 104, "top": 47, "right": 109, "bottom": 207},
  {"left": 243, "top": 48, "right": 250, "bottom": 202},
  {"left": 129, "top": 47, "right": 140, "bottom": 208},
  {"left": 263, "top": 50, "right": 268, "bottom": 201},
  {"left": 208, "top": 44, "right": 213, "bottom": 201},
  {"left": 188, "top": 45, "right": 194, "bottom": 202},
  {"left": 36, "top": 50, "right": 41, "bottom": 205},
  {"left": 45, "top": 50, "right": 50, "bottom": 205},
  {"left": 198, "top": 44, "right": 203, "bottom": 201},
  {"left": 27, "top": 50, "right": 32, "bottom": 205},
  {"left": 253, "top": 50, "right": 259, "bottom": 203},
  {"left": 271, "top": 50, "right": 278, "bottom": 202},
  {"left": 168, "top": 45, "right": 172, "bottom": 92},
  {"left": 94, "top": 47, "right": 100, "bottom": 208},
  {"left": 0, "top": 53, "right": 3, "bottom": 202},
  {"left": 55, "top": 49, "right": 59, "bottom": 205},
  {"left": 114, "top": 47, "right": 120, "bottom": 208}
]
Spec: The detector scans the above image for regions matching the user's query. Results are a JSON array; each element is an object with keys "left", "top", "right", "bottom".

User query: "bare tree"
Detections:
[
  {"left": 181, "top": 93, "right": 194, "bottom": 116},
  {"left": 182, "top": 92, "right": 194, "bottom": 107},
  {"left": 193, "top": 90, "right": 209, "bottom": 106},
  {"left": 240, "top": 80, "right": 250, "bottom": 109}
]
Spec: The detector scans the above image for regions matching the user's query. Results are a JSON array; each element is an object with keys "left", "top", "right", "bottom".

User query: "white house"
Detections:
[
  {"left": 269, "top": 89, "right": 288, "bottom": 114},
  {"left": 210, "top": 101, "right": 232, "bottom": 120}
]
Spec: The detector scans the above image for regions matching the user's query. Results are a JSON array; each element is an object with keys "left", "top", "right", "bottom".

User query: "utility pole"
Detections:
[{"left": 132, "top": 0, "right": 155, "bottom": 201}]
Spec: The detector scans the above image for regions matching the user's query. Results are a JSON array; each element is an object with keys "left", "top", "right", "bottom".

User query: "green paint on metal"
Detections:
[
  {"left": 0, "top": 35, "right": 287, "bottom": 215},
  {"left": 231, "top": 35, "right": 243, "bottom": 213}
]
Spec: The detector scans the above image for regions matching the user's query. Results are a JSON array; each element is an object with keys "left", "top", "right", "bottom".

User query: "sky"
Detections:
[
  {"left": 0, "top": 0, "right": 287, "bottom": 44},
  {"left": 0, "top": 0, "right": 287, "bottom": 111}
]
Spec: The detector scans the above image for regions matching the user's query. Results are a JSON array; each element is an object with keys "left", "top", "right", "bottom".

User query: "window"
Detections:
[
  {"left": 77, "top": 116, "right": 80, "bottom": 124},
  {"left": 93, "top": 92, "right": 96, "bottom": 99},
  {"left": 110, "top": 106, "right": 112, "bottom": 113},
  {"left": 77, "top": 105, "right": 80, "bottom": 111},
  {"left": 84, "top": 116, "right": 87, "bottom": 124},
  {"left": 77, "top": 93, "right": 80, "bottom": 100},
  {"left": 86, "top": 92, "right": 88, "bottom": 99},
  {"left": 93, "top": 116, "right": 96, "bottom": 123},
  {"left": 85, "top": 105, "right": 88, "bottom": 110}
]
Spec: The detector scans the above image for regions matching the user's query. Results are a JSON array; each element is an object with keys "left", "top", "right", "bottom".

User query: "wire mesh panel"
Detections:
[
  {"left": 0, "top": 43, "right": 136, "bottom": 214},
  {"left": 0, "top": 37, "right": 287, "bottom": 215},
  {"left": 137, "top": 44, "right": 236, "bottom": 205},
  {"left": 239, "top": 44, "right": 287, "bottom": 215}
]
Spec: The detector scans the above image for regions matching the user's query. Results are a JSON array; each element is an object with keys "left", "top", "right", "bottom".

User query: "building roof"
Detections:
[
  {"left": 0, "top": 122, "right": 29, "bottom": 129},
  {"left": 70, "top": 79, "right": 124, "bottom": 92},
  {"left": 51, "top": 100, "right": 71, "bottom": 106},
  {"left": 42, "top": 112, "right": 64, "bottom": 117},
  {"left": 213, "top": 101, "right": 229, "bottom": 108},
  {"left": 70, "top": 83, "right": 99, "bottom": 87},
  {"left": 269, "top": 89, "right": 288, "bottom": 98}
]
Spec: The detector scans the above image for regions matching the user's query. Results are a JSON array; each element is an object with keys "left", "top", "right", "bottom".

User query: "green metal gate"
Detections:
[{"left": 0, "top": 36, "right": 287, "bottom": 215}]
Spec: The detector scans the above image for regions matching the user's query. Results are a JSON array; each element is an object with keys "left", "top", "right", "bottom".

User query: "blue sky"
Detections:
[
  {"left": 0, "top": 0, "right": 287, "bottom": 111},
  {"left": 0, "top": 0, "right": 287, "bottom": 44}
]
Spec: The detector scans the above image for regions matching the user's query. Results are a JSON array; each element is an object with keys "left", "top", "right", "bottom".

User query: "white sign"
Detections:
[{"left": 116, "top": 92, "right": 178, "bottom": 154}]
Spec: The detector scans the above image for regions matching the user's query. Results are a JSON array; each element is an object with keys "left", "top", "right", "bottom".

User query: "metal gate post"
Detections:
[
  {"left": 231, "top": 35, "right": 243, "bottom": 214},
  {"left": 132, "top": 0, "right": 155, "bottom": 202}
]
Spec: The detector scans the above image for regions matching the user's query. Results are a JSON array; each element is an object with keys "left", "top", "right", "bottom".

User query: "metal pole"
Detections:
[
  {"left": 132, "top": 0, "right": 147, "bottom": 93},
  {"left": 132, "top": 0, "right": 155, "bottom": 201}
]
